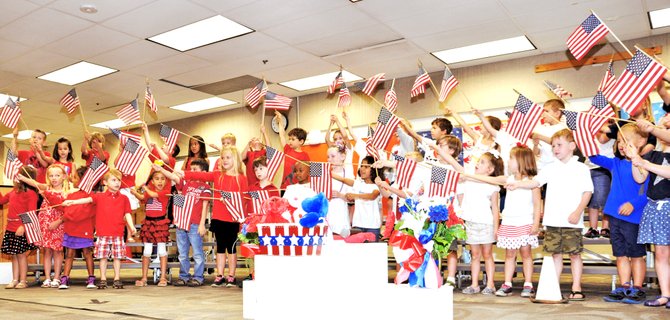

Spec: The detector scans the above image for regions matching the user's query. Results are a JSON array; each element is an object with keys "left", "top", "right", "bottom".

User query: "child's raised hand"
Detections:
[
  {"left": 260, "top": 125, "right": 266, "bottom": 134},
  {"left": 618, "top": 202, "right": 634, "bottom": 216},
  {"left": 636, "top": 119, "right": 654, "bottom": 133},
  {"left": 443, "top": 106, "right": 453, "bottom": 115},
  {"left": 330, "top": 114, "right": 338, "bottom": 123},
  {"left": 472, "top": 108, "right": 483, "bottom": 118}
]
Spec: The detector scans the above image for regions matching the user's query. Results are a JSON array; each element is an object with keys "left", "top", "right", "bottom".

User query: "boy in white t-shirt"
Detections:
[{"left": 398, "top": 117, "right": 453, "bottom": 164}]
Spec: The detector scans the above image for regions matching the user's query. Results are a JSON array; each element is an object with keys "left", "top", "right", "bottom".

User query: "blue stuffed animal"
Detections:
[{"left": 299, "top": 193, "right": 329, "bottom": 228}]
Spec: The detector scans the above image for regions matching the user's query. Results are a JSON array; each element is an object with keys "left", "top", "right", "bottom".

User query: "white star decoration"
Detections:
[
  {"left": 290, "top": 235, "right": 299, "bottom": 246},
  {"left": 261, "top": 235, "right": 272, "bottom": 245},
  {"left": 276, "top": 235, "right": 285, "bottom": 246}
]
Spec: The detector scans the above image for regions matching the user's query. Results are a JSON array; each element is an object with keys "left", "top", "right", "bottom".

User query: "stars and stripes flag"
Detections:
[
  {"left": 598, "top": 61, "right": 616, "bottom": 96},
  {"left": 145, "top": 197, "right": 163, "bottom": 212},
  {"left": 370, "top": 107, "right": 401, "bottom": 150},
  {"left": 562, "top": 110, "right": 599, "bottom": 157},
  {"left": 327, "top": 71, "right": 343, "bottom": 94},
  {"left": 19, "top": 211, "right": 42, "bottom": 245},
  {"left": 605, "top": 49, "right": 667, "bottom": 115},
  {"left": 248, "top": 190, "right": 270, "bottom": 214},
  {"left": 109, "top": 127, "right": 141, "bottom": 145},
  {"left": 79, "top": 156, "right": 109, "bottom": 193},
  {"left": 392, "top": 154, "right": 418, "bottom": 189},
  {"left": 60, "top": 88, "right": 80, "bottom": 114},
  {"left": 358, "top": 73, "right": 385, "bottom": 96},
  {"left": 220, "top": 190, "right": 245, "bottom": 222},
  {"left": 1, "top": 97, "right": 21, "bottom": 129},
  {"left": 438, "top": 67, "right": 459, "bottom": 102},
  {"left": 116, "top": 99, "right": 140, "bottom": 125},
  {"left": 544, "top": 80, "right": 572, "bottom": 98},
  {"left": 504, "top": 94, "right": 543, "bottom": 143},
  {"left": 338, "top": 82, "right": 351, "bottom": 108},
  {"left": 566, "top": 14, "right": 609, "bottom": 61},
  {"left": 264, "top": 91, "right": 292, "bottom": 110},
  {"left": 384, "top": 80, "right": 398, "bottom": 113},
  {"left": 309, "top": 162, "right": 332, "bottom": 199},
  {"left": 115, "top": 139, "right": 149, "bottom": 176},
  {"left": 365, "top": 138, "right": 380, "bottom": 159},
  {"left": 159, "top": 124, "right": 179, "bottom": 153},
  {"left": 587, "top": 91, "right": 614, "bottom": 135},
  {"left": 411, "top": 67, "right": 430, "bottom": 98},
  {"left": 244, "top": 80, "right": 267, "bottom": 109},
  {"left": 4, "top": 149, "right": 23, "bottom": 180},
  {"left": 145, "top": 86, "right": 157, "bottom": 113},
  {"left": 265, "top": 146, "right": 284, "bottom": 180},
  {"left": 428, "top": 166, "right": 460, "bottom": 198},
  {"left": 172, "top": 194, "right": 196, "bottom": 230}
]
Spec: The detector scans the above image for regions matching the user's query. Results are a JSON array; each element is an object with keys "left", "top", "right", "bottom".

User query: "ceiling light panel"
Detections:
[
  {"left": 431, "top": 36, "right": 536, "bottom": 64},
  {"left": 169, "top": 97, "right": 237, "bottom": 113},
  {"left": 147, "top": 15, "right": 254, "bottom": 52},
  {"left": 37, "top": 61, "right": 117, "bottom": 85},
  {"left": 649, "top": 7, "right": 670, "bottom": 29},
  {"left": 280, "top": 71, "right": 363, "bottom": 91}
]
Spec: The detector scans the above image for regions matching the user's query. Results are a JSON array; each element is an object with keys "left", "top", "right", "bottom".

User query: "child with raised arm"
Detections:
[
  {"left": 327, "top": 145, "right": 354, "bottom": 237},
  {"left": 507, "top": 129, "right": 593, "bottom": 301},
  {"left": 129, "top": 171, "right": 171, "bottom": 287},
  {"left": 1, "top": 166, "right": 37, "bottom": 290},
  {"left": 241, "top": 128, "right": 270, "bottom": 186},
  {"left": 589, "top": 124, "right": 649, "bottom": 304},
  {"left": 48, "top": 166, "right": 97, "bottom": 289},
  {"left": 12, "top": 126, "right": 51, "bottom": 183},
  {"left": 531, "top": 99, "right": 567, "bottom": 170},
  {"left": 445, "top": 105, "right": 501, "bottom": 171},
  {"left": 274, "top": 111, "right": 310, "bottom": 189},
  {"left": 141, "top": 122, "right": 177, "bottom": 172},
  {"left": 398, "top": 117, "right": 453, "bottom": 164},
  {"left": 81, "top": 131, "right": 109, "bottom": 166},
  {"left": 62, "top": 169, "right": 137, "bottom": 289},
  {"left": 183, "top": 146, "right": 247, "bottom": 287}
]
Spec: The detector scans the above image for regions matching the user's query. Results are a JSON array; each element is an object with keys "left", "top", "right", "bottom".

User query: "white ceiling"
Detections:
[{"left": 0, "top": 0, "right": 668, "bottom": 141}]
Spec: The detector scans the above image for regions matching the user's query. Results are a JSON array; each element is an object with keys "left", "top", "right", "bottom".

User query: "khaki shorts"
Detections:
[{"left": 543, "top": 227, "right": 583, "bottom": 255}]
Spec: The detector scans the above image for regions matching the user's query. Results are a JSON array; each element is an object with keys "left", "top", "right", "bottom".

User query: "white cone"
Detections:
[{"left": 534, "top": 256, "right": 563, "bottom": 301}]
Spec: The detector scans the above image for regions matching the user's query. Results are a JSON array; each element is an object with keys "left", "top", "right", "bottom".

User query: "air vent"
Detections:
[{"left": 160, "top": 75, "right": 265, "bottom": 95}]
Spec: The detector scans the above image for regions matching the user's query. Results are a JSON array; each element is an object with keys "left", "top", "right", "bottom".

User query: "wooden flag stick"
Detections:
[
  {"left": 79, "top": 97, "right": 89, "bottom": 131},
  {"left": 591, "top": 10, "right": 634, "bottom": 57},
  {"left": 542, "top": 80, "right": 571, "bottom": 106},
  {"left": 142, "top": 79, "right": 149, "bottom": 121}
]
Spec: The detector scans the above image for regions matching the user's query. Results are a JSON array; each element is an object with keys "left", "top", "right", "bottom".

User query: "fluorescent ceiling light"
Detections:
[
  {"left": 38, "top": 61, "right": 117, "bottom": 85},
  {"left": 3, "top": 130, "right": 50, "bottom": 140},
  {"left": 0, "top": 94, "right": 27, "bottom": 103},
  {"left": 90, "top": 119, "right": 141, "bottom": 129},
  {"left": 649, "top": 7, "right": 670, "bottom": 29},
  {"left": 280, "top": 71, "right": 363, "bottom": 91},
  {"left": 431, "top": 36, "right": 536, "bottom": 64},
  {"left": 169, "top": 97, "right": 237, "bottom": 113},
  {"left": 148, "top": 15, "right": 254, "bottom": 52}
]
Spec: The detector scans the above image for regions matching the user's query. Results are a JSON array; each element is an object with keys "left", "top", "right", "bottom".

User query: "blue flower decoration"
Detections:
[
  {"left": 428, "top": 205, "right": 449, "bottom": 222},
  {"left": 400, "top": 198, "right": 418, "bottom": 214},
  {"left": 241, "top": 223, "right": 248, "bottom": 236}
]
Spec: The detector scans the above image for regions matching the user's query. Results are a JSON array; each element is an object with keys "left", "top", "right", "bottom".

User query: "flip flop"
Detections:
[
  {"left": 157, "top": 279, "right": 168, "bottom": 287},
  {"left": 134, "top": 279, "right": 147, "bottom": 287},
  {"left": 569, "top": 291, "right": 586, "bottom": 301}
]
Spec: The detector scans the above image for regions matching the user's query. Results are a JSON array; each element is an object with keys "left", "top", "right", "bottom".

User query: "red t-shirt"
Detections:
[
  {"left": 281, "top": 145, "right": 310, "bottom": 189},
  {"left": 244, "top": 149, "right": 266, "bottom": 186},
  {"left": 150, "top": 146, "right": 176, "bottom": 172},
  {"left": 0, "top": 189, "right": 38, "bottom": 232},
  {"left": 143, "top": 185, "right": 170, "bottom": 218},
  {"left": 176, "top": 180, "right": 212, "bottom": 225},
  {"left": 121, "top": 174, "right": 136, "bottom": 189},
  {"left": 60, "top": 190, "right": 95, "bottom": 239},
  {"left": 183, "top": 171, "right": 247, "bottom": 222},
  {"left": 246, "top": 181, "right": 280, "bottom": 214},
  {"left": 91, "top": 190, "right": 131, "bottom": 237},
  {"left": 18, "top": 150, "right": 51, "bottom": 183},
  {"left": 82, "top": 148, "right": 110, "bottom": 167}
]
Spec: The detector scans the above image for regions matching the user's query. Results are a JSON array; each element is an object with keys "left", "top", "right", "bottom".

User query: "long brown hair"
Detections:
[{"left": 510, "top": 146, "right": 537, "bottom": 178}]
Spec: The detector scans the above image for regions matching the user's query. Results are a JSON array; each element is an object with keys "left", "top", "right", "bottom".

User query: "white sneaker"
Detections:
[
  {"left": 50, "top": 279, "right": 61, "bottom": 288},
  {"left": 41, "top": 279, "right": 52, "bottom": 288}
]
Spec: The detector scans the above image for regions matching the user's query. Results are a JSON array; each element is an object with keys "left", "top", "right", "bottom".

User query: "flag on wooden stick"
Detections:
[
  {"left": 4, "top": 149, "right": 22, "bottom": 180},
  {"left": 338, "top": 82, "right": 351, "bottom": 108},
  {"left": 309, "top": 162, "right": 332, "bottom": 199},
  {"left": 159, "top": 124, "right": 179, "bottom": 153},
  {"left": 370, "top": 107, "right": 401, "bottom": 150},
  {"left": 438, "top": 67, "right": 459, "bottom": 102},
  {"left": 248, "top": 190, "right": 270, "bottom": 214},
  {"left": 19, "top": 211, "right": 42, "bottom": 245},
  {"left": 605, "top": 49, "right": 667, "bottom": 115},
  {"left": 109, "top": 127, "right": 141, "bottom": 145},
  {"left": 265, "top": 146, "right": 285, "bottom": 181},
  {"left": 411, "top": 67, "right": 430, "bottom": 98},
  {"left": 1, "top": 97, "right": 21, "bottom": 129},
  {"left": 587, "top": 91, "right": 614, "bottom": 135},
  {"left": 392, "top": 154, "right": 418, "bottom": 189},
  {"left": 115, "top": 139, "right": 149, "bottom": 176},
  {"left": 172, "top": 194, "right": 196, "bottom": 230},
  {"left": 79, "top": 156, "right": 109, "bottom": 193},
  {"left": 245, "top": 80, "right": 267, "bottom": 109},
  {"left": 220, "top": 191, "right": 245, "bottom": 222},
  {"left": 563, "top": 110, "right": 599, "bottom": 157},
  {"left": 384, "top": 80, "right": 398, "bottom": 113},
  {"left": 504, "top": 94, "right": 543, "bottom": 143},
  {"left": 357, "top": 73, "right": 385, "bottom": 96},
  {"left": 598, "top": 61, "right": 616, "bottom": 97},
  {"left": 327, "top": 71, "right": 344, "bottom": 94},
  {"left": 428, "top": 166, "right": 460, "bottom": 198},
  {"left": 544, "top": 80, "right": 572, "bottom": 98},
  {"left": 264, "top": 91, "right": 292, "bottom": 110},
  {"left": 116, "top": 99, "right": 140, "bottom": 125},
  {"left": 566, "top": 14, "right": 609, "bottom": 61},
  {"left": 145, "top": 86, "right": 157, "bottom": 113},
  {"left": 60, "top": 88, "right": 80, "bottom": 114}
]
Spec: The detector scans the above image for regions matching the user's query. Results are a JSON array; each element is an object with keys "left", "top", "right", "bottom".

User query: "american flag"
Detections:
[
  {"left": 358, "top": 73, "right": 385, "bottom": 96},
  {"left": 159, "top": 124, "right": 179, "bottom": 153},
  {"left": 19, "top": 211, "right": 42, "bottom": 245},
  {"left": 598, "top": 61, "right": 616, "bottom": 97},
  {"left": 172, "top": 194, "right": 196, "bottom": 230},
  {"left": 428, "top": 166, "right": 460, "bottom": 198},
  {"left": 370, "top": 107, "right": 401, "bottom": 150},
  {"left": 438, "top": 67, "right": 459, "bottom": 102},
  {"left": 60, "top": 88, "right": 80, "bottom": 114},
  {"left": 327, "top": 71, "right": 343, "bottom": 94},
  {"left": 505, "top": 94, "right": 543, "bottom": 143},
  {"left": 365, "top": 138, "right": 380, "bottom": 159},
  {"left": 411, "top": 67, "right": 430, "bottom": 98},
  {"left": 1, "top": 97, "right": 21, "bottom": 129},
  {"left": 145, "top": 86, "right": 157, "bottom": 113},
  {"left": 145, "top": 197, "right": 163, "bottom": 212},
  {"left": 544, "top": 80, "right": 572, "bottom": 98},
  {"left": 244, "top": 80, "right": 267, "bottom": 109},
  {"left": 384, "top": 81, "right": 398, "bottom": 113},
  {"left": 4, "top": 149, "right": 23, "bottom": 180},
  {"left": 265, "top": 146, "right": 284, "bottom": 180},
  {"left": 309, "top": 162, "right": 332, "bottom": 199},
  {"left": 220, "top": 190, "right": 245, "bottom": 222},
  {"left": 605, "top": 49, "right": 667, "bottom": 115},
  {"left": 566, "top": 14, "right": 609, "bottom": 61},
  {"left": 587, "top": 91, "right": 614, "bottom": 135},
  {"left": 248, "top": 190, "right": 270, "bottom": 214},
  {"left": 116, "top": 99, "right": 140, "bottom": 125},
  {"left": 264, "top": 91, "right": 292, "bottom": 110},
  {"left": 338, "top": 82, "right": 351, "bottom": 108},
  {"left": 115, "top": 139, "right": 149, "bottom": 176},
  {"left": 79, "top": 156, "right": 109, "bottom": 193},
  {"left": 563, "top": 110, "right": 599, "bottom": 157},
  {"left": 392, "top": 154, "right": 418, "bottom": 189},
  {"left": 109, "top": 127, "right": 141, "bottom": 145}
]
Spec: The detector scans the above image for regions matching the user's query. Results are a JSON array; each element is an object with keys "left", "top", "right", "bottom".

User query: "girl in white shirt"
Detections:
[{"left": 327, "top": 145, "right": 353, "bottom": 237}]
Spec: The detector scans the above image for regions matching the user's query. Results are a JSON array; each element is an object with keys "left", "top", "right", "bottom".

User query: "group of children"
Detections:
[{"left": 1, "top": 88, "right": 670, "bottom": 309}]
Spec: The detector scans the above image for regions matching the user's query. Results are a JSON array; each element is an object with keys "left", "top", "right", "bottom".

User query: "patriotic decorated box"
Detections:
[{"left": 257, "top": 223, "right": 328, "bottom": 256}]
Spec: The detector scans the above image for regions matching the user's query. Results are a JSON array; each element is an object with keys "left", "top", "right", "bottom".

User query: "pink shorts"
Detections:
[{"left": 95, "top": 236, "right": 126, "bottom": 259}]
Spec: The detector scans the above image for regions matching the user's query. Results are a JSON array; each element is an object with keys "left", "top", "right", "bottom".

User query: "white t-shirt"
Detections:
[
  {"left": 534, "top": 156, "right": 593, "bottom": 228},
  {"left": 463, "top": 136, "right": 496, "bottom": 174},
  {"left": 328, "top": 166, "right": 353, "bottom": 236},
  {"left": 351, "top": 179, "right": 381, "bottom": 229},
  {"left": 501, "top": 176, "right": 535, "bottom": 226},
  {"left": 418, "top": 137, "right": 439, "bottom": 164},
  {"left": 457, "top": 180, "right": 500, "bottom": 225},
  {"left": 534, "top": 122, "right": 567, "bottom": 170}
]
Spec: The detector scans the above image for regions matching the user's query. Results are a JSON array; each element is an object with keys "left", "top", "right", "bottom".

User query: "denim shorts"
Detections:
[
  {"left": 609, "top": 216, "right": 646, "bottom": 257},
  {"left": 588, "top": 168, "right": 611, "bottom": 209}
]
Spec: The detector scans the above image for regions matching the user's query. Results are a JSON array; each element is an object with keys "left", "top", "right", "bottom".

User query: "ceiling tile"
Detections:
[
  {"left": 185, "top": 32, "right": 287, "bottom": 63},
  {"left": 356, "top": 0, "right": 471, "bottom": 22},
  {"left": 411, "top": 19, "right": 521, "bottom": 52},
  {"left": 42, "top": 25, "right": 138, "bottom": 60},
  {"left": 0, "top": 39, "right": 33, "bottom": 63},
  {"left": 295, "top": 24, "right": 402, "bottom": 57},
  {"left": 0, "top": 1, "right": 41, "bottom": 28},
  {"left": 0, "top": 7, "right": 93, "bottom": 47},
  {"left": 126, "top": 54, "right": 214, "bottom": 80},
  {"left": 89, "top": 40, "right": 178, "bottom": 71},
  {"left": 0, "top": 49, "right": 75, "bottom": 77},
  {"left": 188, "top": 0, "right": 260, "bottom": 13},
  {"left": 48, "top": 0, "right": 155, "bottom": 22},
  {"left": 225, "top": 0, "right": 350, "bottom": 30},
  {"left": 646, "top": 0, "right": 670, "bottom": 11}
]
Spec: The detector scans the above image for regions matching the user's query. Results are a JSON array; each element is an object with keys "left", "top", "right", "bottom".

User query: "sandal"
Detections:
[
  {"left": 600, "top": 228, "right": 610, "bottom": 238},
  {"left": 569, "top": 291, "right": 586, "bottom": 301},
  {"left": 134, "top": 279, "right": 147, "bottom": 287},
  {"left": 157, "top": 279, "right": 168, "bottom": 287},
  {"left": 15, "top": 281, "right": 27, "bottom": 289},
  {"left": 5, "top": 280, "right": 18, "bottom": 289},
  {"left": 187, "top": 279, "right": 203, "bottom": 287},
  {"left": 113, "top": 280, "right": 124, "bottom": 289},
  {"left": 644, "top": 295, "right": 670, "bottom": 307},
  {"left": 97, "top": 280, "right": 108, "bottom": 289},
  {"left": 173, "top": 278, "right": 188, "bottom": 287}
]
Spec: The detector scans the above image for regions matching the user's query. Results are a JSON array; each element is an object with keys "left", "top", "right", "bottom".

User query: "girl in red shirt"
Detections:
[{"left": 51, "top": 137, "right": 77, "bottom": 181}]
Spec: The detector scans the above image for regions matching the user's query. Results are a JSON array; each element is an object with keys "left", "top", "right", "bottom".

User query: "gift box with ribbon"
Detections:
[{"left": 257, "top": 223, "right": 328, "bottom": 256}]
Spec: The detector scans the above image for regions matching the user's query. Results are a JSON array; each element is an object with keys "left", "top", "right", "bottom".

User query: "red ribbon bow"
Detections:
[{"left": 389, "top": 230, "right": 426, "bottom": 272}]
